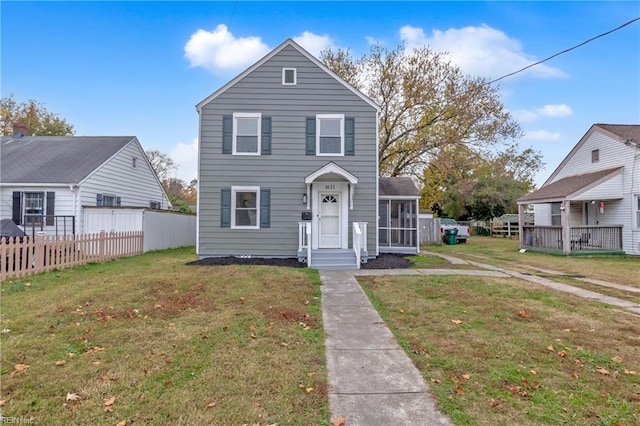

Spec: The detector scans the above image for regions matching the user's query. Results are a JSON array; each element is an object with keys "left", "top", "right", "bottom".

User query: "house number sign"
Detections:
[{"left": 324, "top": 184, "right": 336, "bottom": 190}]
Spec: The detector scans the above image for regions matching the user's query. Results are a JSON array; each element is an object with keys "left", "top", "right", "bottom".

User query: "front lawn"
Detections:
[
  {"left": 0, "top": 247, "right": 328, "bottom": 425},
  {"left": 359, "top": 274, "right": 640, "bottom": 426}
]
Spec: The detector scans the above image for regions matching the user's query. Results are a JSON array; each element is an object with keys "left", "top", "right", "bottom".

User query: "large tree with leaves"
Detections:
[
  {"left": 422, "top": 144, "right": 543, "bottom": 219},
  {"left": 1, "top": 93, "right": 74, "bottom": 136},
  {"left": 321, "top": 44, "right": 522, "bottom": 177}
]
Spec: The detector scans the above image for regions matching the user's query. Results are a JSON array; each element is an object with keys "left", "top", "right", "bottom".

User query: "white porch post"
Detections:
[{"left": 561, "top": 199, "right": 571, "bottom": 253}]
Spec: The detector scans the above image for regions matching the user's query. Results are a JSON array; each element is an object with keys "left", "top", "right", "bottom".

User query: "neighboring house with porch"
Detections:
[
  {"left": 1, "top": 135, "right": 171, "bottom": 237},
  {"left": 517, "top": 124, "right": 640, "bottom": 255},
  {"left": 196, "top": 39, "right": 420, "bottom": 269}
]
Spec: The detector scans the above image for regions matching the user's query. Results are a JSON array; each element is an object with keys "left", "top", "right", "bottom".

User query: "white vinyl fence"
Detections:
[{"left": 84, "top": 208, "right": 196, "bottom": 252}]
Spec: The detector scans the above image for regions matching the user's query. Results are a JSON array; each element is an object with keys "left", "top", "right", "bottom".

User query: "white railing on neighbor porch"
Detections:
[
  {"left": 352, "top": 222, "right": 368, "bottom": 269},
  {"left": 298, "top": 222, "right": 311, "bottom": 266}
]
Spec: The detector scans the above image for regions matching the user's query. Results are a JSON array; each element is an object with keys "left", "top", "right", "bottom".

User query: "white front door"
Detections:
[{"left": 319, "top": 193, "right": 341, "bottom": 248}]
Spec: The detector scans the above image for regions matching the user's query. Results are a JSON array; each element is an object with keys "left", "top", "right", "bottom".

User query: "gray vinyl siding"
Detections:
[
  {"left": 79, "top": 141, "right": 169, "bottom": 233},
  {"left": 198, "top": 45, "right": 378, "bottom": 257}
]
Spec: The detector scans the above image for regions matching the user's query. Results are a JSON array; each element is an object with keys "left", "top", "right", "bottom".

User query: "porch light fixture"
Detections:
[
  {"left": 591, "top": 200, "right": 596, "bottom": 205},
  {"left": 302, "top": 194, "right": 307, "bottom": 205}
]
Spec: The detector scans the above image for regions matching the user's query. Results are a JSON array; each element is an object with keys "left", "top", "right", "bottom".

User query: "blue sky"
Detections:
[{"left": 2, "top": 1, "right": 639, "bottom": 186}]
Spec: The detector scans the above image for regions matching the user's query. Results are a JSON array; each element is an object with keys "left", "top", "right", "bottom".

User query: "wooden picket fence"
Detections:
[{"left": 0, "top": 231, "right": 143, "bottom": 281}]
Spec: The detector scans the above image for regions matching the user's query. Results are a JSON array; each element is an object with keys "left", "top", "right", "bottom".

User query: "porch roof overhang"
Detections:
[
  {"left": 305, "top": 162, "right": 358, "bottom": 184},
  {"left": 517, "top": 167, "right": 623, "bottom": 205}
]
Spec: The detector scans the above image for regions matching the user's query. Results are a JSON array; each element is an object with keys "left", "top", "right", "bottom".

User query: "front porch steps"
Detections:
[{"left": 310, "top": 249, "right": 358, "bottom": 270}]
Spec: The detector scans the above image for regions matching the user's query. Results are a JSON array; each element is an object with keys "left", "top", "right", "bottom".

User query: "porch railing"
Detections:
[
  {"left": 22, "top": 215, "right": 76, "bottom": 237},
  {"left": 298, "top": 222, "right": 311, "bottom": 266},
  {"left": 352, "top": 222, "right": 368, "bottom": 269},
  {"left": 522, "top": 225, "right": 623, "bottom": 253}
]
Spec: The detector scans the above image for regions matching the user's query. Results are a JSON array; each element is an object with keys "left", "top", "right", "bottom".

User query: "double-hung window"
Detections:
[
  {"left": 233, "top": 113, "right": 261, "bottom": 155},
  {"left": 316, "top": 114, "right": 344, "bottom": 156},
  {"left": 636, "top": 195, "right": 640, "bottom": 229},
  {"left": 24, "top": 192, "right": 45, "bottom": 225},
  {"left": 232, "top": 186, "right": 259, "bottom": 228},
  {"left": 551, "top": 202, "right": 562, "bottom": 226}
]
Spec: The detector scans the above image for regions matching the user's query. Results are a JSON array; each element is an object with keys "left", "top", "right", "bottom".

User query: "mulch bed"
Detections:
[{"left": 186, "top": 253, "right": 413, "bottom": 269}]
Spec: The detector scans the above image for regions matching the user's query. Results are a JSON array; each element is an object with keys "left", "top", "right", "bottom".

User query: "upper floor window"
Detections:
[
  {"left": 282, "top": 68, "right": 297, "bottom": 85},
  {"left": 591, "top": 149, "right": 599, "bottom": 163},
  {"left": 150, "top": 201, "right": 162, "bottom": 209},
  {"left": 132, "top": 157, "right": 137, "bottom": 168},
  {"left": 233, "top": 113, "right": 261, "bottom": 155},
  {"left": 635, "top": 195, "right": 640, "bottom": 229},
  {"left": 317, "top": 114, "right": 344, "bottom": 156}
]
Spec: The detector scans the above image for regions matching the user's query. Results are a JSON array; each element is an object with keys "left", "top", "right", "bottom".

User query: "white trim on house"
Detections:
[
  {"left": 305, "top": 162, "right": 358, "bottom": 184},
  {"left": 282, "top": 67, "right": 297, "bottom": 85},
  {"left": 195, "top": 39, "right": 380, "bottom": 113},
  {"left": 230, "top": 186, "right": 260, "bottom": 229},
  {"left": 232, "top": 112, "right": 262, "bottom": 156}
]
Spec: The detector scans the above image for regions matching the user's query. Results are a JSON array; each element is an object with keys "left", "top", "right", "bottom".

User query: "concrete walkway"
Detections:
[{"left": 320, "top": 270, "right": 451, "bottom": 425}]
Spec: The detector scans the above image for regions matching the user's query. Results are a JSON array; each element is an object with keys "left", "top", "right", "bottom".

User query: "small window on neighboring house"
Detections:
[
  {"left": 150, "top": 201, "right": 161, "bottom": 209},
  {"left": 132, "top": 157, "right": 137, "bottom": 168},
  {"left": 316, "top": 114, "right": 344, "bottom": 155},
  {"left": 551, "top": 202, "right": 562, "bottom": 226},
  {"left": 97, "top": 194, "right": 121, "bottom": 207},
  {"left": 233, "top": 113, "right": 261, "bottom": 155},
  {"left": 591, "top": 149, "right": 599, "bottom": 163},
  {"left": 24, "top": 192, "right": 44, "bottom": 225},
  {"left": 636, "top": 195, "right": 640, "bottom": 228},
  {"left": 282, "top": 68, "right": 297, "bottom": 85}
]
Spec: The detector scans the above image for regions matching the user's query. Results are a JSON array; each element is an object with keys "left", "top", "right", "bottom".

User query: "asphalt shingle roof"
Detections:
[
  {"left": 379, "top": 177, "right": 419, "bottom": 197},
  {"left": 1, "top": 136, "right": 134, "bottom": 184},
  {"left": 518, "top": 167, "right": 622, "bottom": 202},
  {"left": 596, "top": 124, "right": 640, "bottom": 142}
]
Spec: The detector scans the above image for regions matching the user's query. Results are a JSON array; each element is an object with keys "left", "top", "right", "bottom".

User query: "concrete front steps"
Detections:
[{"left": 310, "top": 249, "right": 358, "bottom": 270}]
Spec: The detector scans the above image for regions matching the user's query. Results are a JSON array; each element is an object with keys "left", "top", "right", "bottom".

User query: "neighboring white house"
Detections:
[
  {"left": 1, "top": 135, "right": 171, "bottom": 237},
  {"left": 517, "top": 124, "right": 640, "bottom": 255}
]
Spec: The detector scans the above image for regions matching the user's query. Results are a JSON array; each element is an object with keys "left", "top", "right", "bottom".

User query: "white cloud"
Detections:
[
  {"left": 537, "top": 103, "right": 572, "bottom": 118},
  {"left": 184, "top": 24, "right": 270, "bottom": 73},
  {"left": 511, "top": 109, "right": 539, "bottom": 123},
  {"left": 293, "top": 31, "right": 333, "bottom": 57},
  {"left": 399, "top": 24, "right": 567, "bottom": 80},
  {"left": 365, "top": 36, "right": 384, "bottom": 46},
  {"left": 171, "top": 138, "right": 199, "bottom": 182},
  {"left": 523, "top": 130, "right": 562, "bottom": 141}
]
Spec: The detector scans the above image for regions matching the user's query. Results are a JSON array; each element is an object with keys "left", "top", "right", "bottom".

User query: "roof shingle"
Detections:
[
  {"left": 1, "top": 136, "right": 134, "bottom": 184},
  {"left": 379, "top": 177, "right": 419, "bottom": 197},
  {"left": 518, "top": 167, "right": 622, "bottom": 202}
]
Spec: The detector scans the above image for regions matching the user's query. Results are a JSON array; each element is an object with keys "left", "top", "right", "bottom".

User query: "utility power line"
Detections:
[{"left": 485, "top": 17, "right": 640, "bottom": 85}]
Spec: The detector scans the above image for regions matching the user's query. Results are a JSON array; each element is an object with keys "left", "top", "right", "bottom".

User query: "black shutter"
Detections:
[
  {"left": 260, "top": 189, "right": 270, "bottom": 228},
  {"left": 46, "top": 192, "right": 55, "bottom": 226},
  {"left": 221, "top": 188, "right": 231, "bottom": 228},
  {"left": 345, "top": 117, "right": 355, "bottom": 156},
  {"left": 12, "top": 191, "right": 22, "bottom": 225},
  {"left": 96, "top": 194, "right": 103, "bottom": 207},
  {"left": 261, "top": 117, "right": 272, "bottom": 155},
  {"left": 306, "top": 117, "right": 316, "bottom": 155},
  {"left": 222, "top": 115, "right": 232, "bottom": 154},
  {"left": 116, "top": 196, "right": 122, "bottom": 207}
]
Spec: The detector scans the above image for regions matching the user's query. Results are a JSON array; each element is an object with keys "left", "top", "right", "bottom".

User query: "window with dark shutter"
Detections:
[
  {"left": 46, "top": 192, "right": 55, "bottom": 225},
  {"left": 221, "top": 188, "right": 231, "bottom": 228},
  {"left": 261, "top": 117, "right": 272, "bottom": 155},
  {"left": 222, "top": 115, "right": 233, "bottom": 154},
  {"left": 306, "top": 117, "right": 316, "bottom": 155},
  {"left": 345, "top": 117, "right": 355, "bottom": 156},
  {"left": 12, "top": 191, "right": 22, "bottom": 225},
  {"left": 260, "top": 189, "right": 271, "bottom": 228}
]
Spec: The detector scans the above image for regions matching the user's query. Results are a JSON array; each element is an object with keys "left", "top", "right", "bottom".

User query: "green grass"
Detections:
[
  {"left": 424, "top": 236, "right": 640, "bottom": 289},
  {"left": 359, "top": 274, "right": 640, "bottom": 426},
  {"left": 1, "top": 247, "right": 328, "bottom": 425}
]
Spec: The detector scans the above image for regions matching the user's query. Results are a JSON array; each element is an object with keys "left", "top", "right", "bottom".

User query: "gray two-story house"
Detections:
[{"left": 196, "top": 39, "right": 419, "bottom": 269}]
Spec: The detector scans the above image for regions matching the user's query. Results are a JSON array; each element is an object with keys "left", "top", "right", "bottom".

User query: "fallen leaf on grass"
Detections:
[
  {"left": 92, "top": 361, "right": 101, "bottom": 365},
  {"left": 116, "top": 421, "right": 126, "bottom": 426},
  {"left": 596, "top": 367, "right": 610, "bottom": 376},
  {"left": 557, "top": 351, "right": 567, "bottom": 358},
  {"left": 571, "top": 372, "right": 579, "bottom": 378},
  {"left": 489, "top": 399, "right": 500, "bottom": 408},
  {"left": 13, "top": 364, "right": 29, "bottom": 373},
  {"left": 104, "top": 396, "right": 115, "bottom": 413},
  {"left": 56, "top": 360, "right": 66, "bottom": 366},
  {"left": 305, "top": 387, "right": 314, "bottom": 393},
  {"left": 431, "top": 378, "right": 441, "bottom": 383},
  {"left": 399, "top": 309, "right": 405, "bottom": 313},
  {"left": 530, "top": 369, "right": 538, "bottom": 375},
  {"left": 332, "top": 416, "right": 347, "bottom": 426},
  {"left": 86, "top": 346, "right": 105, "bottom": 354},
  {"left": 0, "top": 399, "right": 5, "bottom": 407},
  {"left": 307, "top": 372, "right": 316, "bottom": 377},
  {"left": 518, "top": 310, "right": 527, "bottom": 318},
  {"left": 66, "top": 393, "right": 81, "bottom": 402},
  {"left": 624, "top": 369, "right": 638, "bottom": 375},
  {"left": 455, "top": 386, "right": 464, "bottom": 395},
  {"left": 206, "top": 399, "right": 216, "bottom": 408},
  {"left": 547, "top": 345, "right": 555, "bottom": 352},
  {"left": 451, "top": 320, "right": 462, "bottom": 325},
  {"left": 462, "top": 374, "right": 471, "bottom": 380},
  {"left": 611, "top": 356, "right": 623, "bottom": 363}
]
